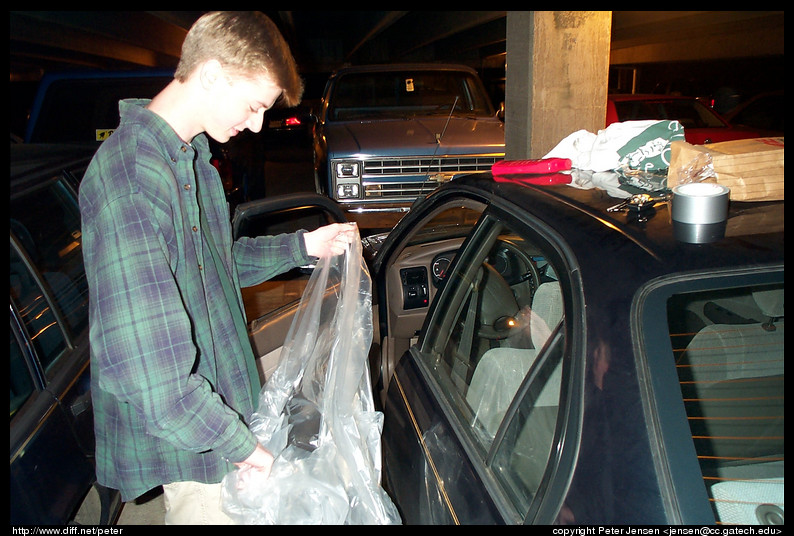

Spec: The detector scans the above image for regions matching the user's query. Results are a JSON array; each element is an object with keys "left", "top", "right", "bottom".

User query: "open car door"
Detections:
[{"left": 232, "top": 193, "right": 347, "bottom": 383}]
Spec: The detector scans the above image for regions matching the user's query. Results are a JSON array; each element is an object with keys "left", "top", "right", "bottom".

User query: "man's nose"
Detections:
[{"left": 246, "top": 109, "right": 266, "bottom": 133}]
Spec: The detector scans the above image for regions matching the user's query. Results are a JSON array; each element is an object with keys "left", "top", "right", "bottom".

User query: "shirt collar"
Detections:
[{"left": 119, "top": 98, "right": 211, "bottom": 155}]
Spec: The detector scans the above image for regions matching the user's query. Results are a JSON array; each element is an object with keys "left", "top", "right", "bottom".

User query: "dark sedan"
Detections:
[
  {"left": 367, "top": 172, "right": 783, "bottom": 524},
  {"left": 241, "top": 167, "right": 783, "bottom": 525},
  {"left": 10, "top": 144, "right": 121, "bottom": 525}
]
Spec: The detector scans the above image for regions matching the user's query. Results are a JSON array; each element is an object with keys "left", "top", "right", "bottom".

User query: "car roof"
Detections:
[
  {"left": 10, "top": 143, "right": 96, "bottom": 194},
  {"left": 436, "top": 173, "right": 784, "bottom": 275}
]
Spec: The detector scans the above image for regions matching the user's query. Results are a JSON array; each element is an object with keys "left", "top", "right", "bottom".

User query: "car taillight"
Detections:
[{"left": 285, "top": 116, "right": 302, "bottom": 127}]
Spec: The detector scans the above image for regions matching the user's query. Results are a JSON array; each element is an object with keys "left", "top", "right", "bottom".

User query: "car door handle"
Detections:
[{"left": 70, "top": 391, "right": 92, "bottom": 417}]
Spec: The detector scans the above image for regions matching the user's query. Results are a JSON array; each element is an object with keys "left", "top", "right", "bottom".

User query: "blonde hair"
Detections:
[{"left": 175, "top": 11, "right": 303, "bottom": 106}]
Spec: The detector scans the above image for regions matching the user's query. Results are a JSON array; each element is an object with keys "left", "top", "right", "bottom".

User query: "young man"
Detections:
[{"left": 79, "top": 12, "right": 352, "bottom": 524}]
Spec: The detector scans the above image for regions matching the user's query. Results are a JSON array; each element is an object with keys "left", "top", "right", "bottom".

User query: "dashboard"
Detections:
[{"left": 387, "top": 236, "right": 548, "bottom": 340}]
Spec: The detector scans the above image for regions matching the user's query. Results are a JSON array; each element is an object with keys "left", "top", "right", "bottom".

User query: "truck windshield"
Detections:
[{"left": 327, "top": 70, "right": 493, "bottom": 121}]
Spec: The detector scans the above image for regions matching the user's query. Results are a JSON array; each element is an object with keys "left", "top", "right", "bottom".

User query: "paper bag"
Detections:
[{"left": 668, "top": 137, "right": 784, "bottom": 201}]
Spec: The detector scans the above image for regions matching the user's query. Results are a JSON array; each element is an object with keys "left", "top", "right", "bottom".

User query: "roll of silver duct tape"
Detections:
[{"left": 671, "top": 182, "right": 730, "bottom": 243}]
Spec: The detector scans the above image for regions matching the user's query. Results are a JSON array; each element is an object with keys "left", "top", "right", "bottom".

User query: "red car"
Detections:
[{"left": 606, "top": 93, "right": 761, "bottom": 144}]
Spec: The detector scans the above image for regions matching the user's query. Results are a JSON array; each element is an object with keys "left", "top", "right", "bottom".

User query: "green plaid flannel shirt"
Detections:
[{"left": 79, "top": 99, "right": 312, "bottom": 501}]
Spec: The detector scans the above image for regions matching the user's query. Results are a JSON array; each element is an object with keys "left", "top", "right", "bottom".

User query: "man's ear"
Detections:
[{"left": 198, "top": 59, "right": 225, "bottom": 90}]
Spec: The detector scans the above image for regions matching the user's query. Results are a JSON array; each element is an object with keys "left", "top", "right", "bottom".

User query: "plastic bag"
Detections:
[
  {"left": 544, "top": 120, "right": 684, "bottom": 174},
  {"left": 221, "top": 223, "right": 401, "bottom": 525}
]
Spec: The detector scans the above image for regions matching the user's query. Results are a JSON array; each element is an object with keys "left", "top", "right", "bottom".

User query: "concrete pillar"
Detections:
[{"left": 505, "top": 11, "right": 612, "bottom": 159}]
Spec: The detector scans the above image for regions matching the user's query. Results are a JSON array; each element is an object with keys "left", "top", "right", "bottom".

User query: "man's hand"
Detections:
[
  {"left": 303, "top": 222, "right": 356, "bottom": 258},
  {"left": 234, "top": 443, "right": 274, "bottom": 477}
]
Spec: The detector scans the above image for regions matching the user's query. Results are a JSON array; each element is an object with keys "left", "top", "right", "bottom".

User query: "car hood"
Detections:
[{"left": 323, "top": 116, "right": 505, "bottom": 157}]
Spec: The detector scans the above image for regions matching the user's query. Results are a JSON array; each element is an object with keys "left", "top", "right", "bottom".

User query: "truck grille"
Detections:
[
  {"left": 361, "top": 154, "right": 502, "bottom": 199},
  {"left": 363, "top": 155, "right": 501, "bottom": 176},
  {"left": 364, "top": 181, "right": 441, "bottom": 198}
]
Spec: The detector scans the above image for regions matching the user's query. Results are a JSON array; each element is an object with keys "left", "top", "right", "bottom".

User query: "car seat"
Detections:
[{"left": 466, "top": 281, "right": 563, "bottom": 438}]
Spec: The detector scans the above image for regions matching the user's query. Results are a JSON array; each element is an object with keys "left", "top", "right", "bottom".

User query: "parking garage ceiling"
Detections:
[{"left": 9, "top": 11, "right": 784, "bottom": 82}]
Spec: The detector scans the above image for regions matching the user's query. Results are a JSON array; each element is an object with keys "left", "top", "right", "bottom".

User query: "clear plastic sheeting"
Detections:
[{"left": 222, "top": 224, "right": 401, "bottom": 525}]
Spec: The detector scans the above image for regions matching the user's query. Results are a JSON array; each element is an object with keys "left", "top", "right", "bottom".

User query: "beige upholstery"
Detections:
[
  {"left": 466, "top": 282, "right": 563, "bottom": 438},
  {"left": 684, "top": 322, "right": 784, "bottom": 381}
]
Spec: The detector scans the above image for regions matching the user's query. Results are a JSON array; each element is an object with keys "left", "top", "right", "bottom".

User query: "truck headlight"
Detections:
[
  {"left": 333, "top": 160, "right": 362, "bottom": 199},
  {"left": 337, "top": 183, "right": 360, "bottom": 199},
  {"left": 335, "top": 161, "right": 360, "bottom": 178}
]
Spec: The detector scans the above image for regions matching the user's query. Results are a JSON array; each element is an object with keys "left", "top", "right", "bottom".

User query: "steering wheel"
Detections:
[{"left": 491, "top": 240, "right": 541, "bottom": 309}]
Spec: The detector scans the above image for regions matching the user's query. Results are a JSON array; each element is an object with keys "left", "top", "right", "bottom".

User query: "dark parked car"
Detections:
[
  {"left": 10, "top": 143, "right": 121, "bottom": 525},
  {"left": 368, "top": 173, "right": 783, "bottom": 524},
  {"left": 240, "top": 167, "right": 783, "bottom": 525},
  {"left": 606, "top": 93, "right": 762, "bottom": 144},
  {"left": 23, "top": 69, "right": 246, "bottom": 207},
  {"left": 723, "top": 90, "right": 784, "bottom": 138}
]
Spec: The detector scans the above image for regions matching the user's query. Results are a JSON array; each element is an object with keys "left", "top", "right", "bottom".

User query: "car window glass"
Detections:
[
  {"left": 421, "top": 214, "right": 565, "bottom": 511},
  {"left": 29, "top": 76, "right": 170, "bottom": 143},
  {"left": 491, "top": 332, "right": 563, "bottom": 514},
  {"left": 9, "top": 244, "right": 66, "bottom": 374},
  {"left": 614, "top": 99, "right": 725, "bottom": 129},
  {"left": 10, "top": 325, "right": 35, "bottom": 417},
  {"left": 405, "top": 204, "right": 482, "bottom": 248},
  {"left": 729, "top": 94, "right": 784, "bottom": 132},
  {"left": 237, "top": 207, "right": 339, "bottom": 322},
  {"left": 10, "top": 178, "right": 88, "bottom": 343},
  {"left": 667, "top": 282, "right": 784, "bottom": 525},
  {"left": 328, "top": 70, "right": 492, "bottom": 121}
]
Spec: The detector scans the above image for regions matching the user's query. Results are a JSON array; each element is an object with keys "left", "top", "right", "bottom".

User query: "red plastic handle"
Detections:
[{"left": 491, "top": 158, "right": 572, "bottom": 176}]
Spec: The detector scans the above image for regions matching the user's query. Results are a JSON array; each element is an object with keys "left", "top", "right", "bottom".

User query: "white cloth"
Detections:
[{"left": 544, "top": 120, "right": 671, "bottom": 172}]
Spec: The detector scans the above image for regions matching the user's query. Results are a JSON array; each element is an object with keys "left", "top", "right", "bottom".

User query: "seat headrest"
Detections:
[
  {"left": 752, "top": 288, "right": 784, "bottom": 318},
  {"left": 530, "top": 281, "right": 563, "bottom": 349}
]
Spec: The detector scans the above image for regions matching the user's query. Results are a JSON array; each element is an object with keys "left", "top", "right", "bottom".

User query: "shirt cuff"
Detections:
[
  {"left": 215, "top": 418, "right": 260, "bottom": 464},
  {"left": 295, "top": 229, "right": 314, "bottom": 264}
]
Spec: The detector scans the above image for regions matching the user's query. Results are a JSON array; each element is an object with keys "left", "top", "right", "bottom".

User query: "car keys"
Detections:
[
  {"left": 607, "top": 199, "right": 630, "bottom": 212},
  {"left": 607, "top": 193, "right": 668, "bottom": 213}
]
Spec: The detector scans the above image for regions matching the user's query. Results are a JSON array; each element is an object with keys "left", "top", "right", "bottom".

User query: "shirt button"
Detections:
[
  {"left": 198, "top": 264, "right": 203, "bottom": 271},
  {"left": 181, "top": 146, "right": 187, "bottom": 152},
  {"left": 192, "top": 226, "right": 198, "bottom": 232},
  {"left": 184, "top": 184, "right": 191, "bottom": 190}
]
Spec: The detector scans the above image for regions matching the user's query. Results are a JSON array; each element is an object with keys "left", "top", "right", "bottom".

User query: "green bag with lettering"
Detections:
[{"left": 616, "top": 120, "right": 685, "bottom": 193}]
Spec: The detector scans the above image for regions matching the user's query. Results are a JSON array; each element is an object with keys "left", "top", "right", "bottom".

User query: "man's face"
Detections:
[{"left": 205, "top": 71, "right": 283, "bottom": 143}]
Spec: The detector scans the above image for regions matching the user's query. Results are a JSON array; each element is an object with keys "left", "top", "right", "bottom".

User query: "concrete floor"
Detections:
[{"left": 116, "top": 489, "right": 165, "bottom": 525}]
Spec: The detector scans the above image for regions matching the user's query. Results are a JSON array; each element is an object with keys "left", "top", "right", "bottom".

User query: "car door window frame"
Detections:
[
  {"left": 409, "top": 201, "right": 585, "bottom": 523},
  {"left": 10, "top": 170, "right": 86, "bottom": 349}
]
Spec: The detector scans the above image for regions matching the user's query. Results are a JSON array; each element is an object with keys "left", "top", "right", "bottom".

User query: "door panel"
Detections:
[{"left": 382, "top": 353, "right": 504, "bottom": 524}]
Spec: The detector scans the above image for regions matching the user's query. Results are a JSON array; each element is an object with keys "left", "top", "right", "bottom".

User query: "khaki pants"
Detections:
[{"left": 162, "top": 481, "right": 235, "bottom": 525}]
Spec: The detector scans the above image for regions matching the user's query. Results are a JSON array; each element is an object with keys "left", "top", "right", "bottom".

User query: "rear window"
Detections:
[
  {"left": 614, "top": 99, "right": 726, "bottom": 129},
  {"left": 664, "top": 279, "right": 784, "bottom": 524}
]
